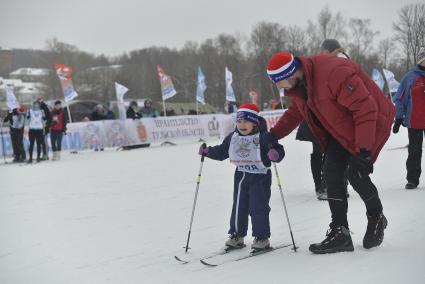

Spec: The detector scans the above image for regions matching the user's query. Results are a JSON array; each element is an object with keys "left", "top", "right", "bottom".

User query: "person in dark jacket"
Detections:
[
  {"left": 126, "top": 101, "right": 141, "bottom": 119},
  {"left": 38, "top": 98, "right": 51, "bottom": 160},
  {"left": 90, "top": 104, "right": 108, "bottom": 121},
  {"left": 199, "top": 104, "right": 285, "bottom": 251},
  {"left": 140, "top": 99, "right": 159, "bottom": 118},
  {"left": 296, "top": 39, "right": 349, "bottom": 200},
  {"left": 267, "top": 51, "right": 394, "bottom": 254},
  {"left": 3, "top": 106, "right": 26, "bottom": 162},
  {"left": 50, "top": 100, "right": 67, "bottom": 161},
  {"left": 393, "top": 47, "right": 425, "bottom": 189}
]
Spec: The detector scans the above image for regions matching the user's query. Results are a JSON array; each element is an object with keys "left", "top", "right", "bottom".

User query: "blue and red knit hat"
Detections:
[
  {"left": 267, "top": 52, "right": 300, "bottom": 83},
  {"left": 237, "top": 103, "right": 260, "bottom": 124}
]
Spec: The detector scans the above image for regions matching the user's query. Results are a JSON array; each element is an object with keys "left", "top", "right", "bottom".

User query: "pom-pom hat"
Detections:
[
  {"left": 267, "top": 52, "right": 300, "bottom": 83},
  {"left": 237, "top": 103, "right": 260, "bottom": 124}
]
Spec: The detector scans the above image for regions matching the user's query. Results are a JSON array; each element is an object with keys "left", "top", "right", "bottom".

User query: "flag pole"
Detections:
[
  {"left": 64, "top": 100, "right": 73, "bottom": 123},
  {"left": 162, "top": 98, "right": 166, "bottom": 117},
  {"left": 196, "top": 99, "right": 199, "bottom": 116}
]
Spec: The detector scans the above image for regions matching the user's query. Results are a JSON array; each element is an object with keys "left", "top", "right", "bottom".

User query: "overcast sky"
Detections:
[{"left": 0, "top": 0, "right": 418, "bottom": 56}]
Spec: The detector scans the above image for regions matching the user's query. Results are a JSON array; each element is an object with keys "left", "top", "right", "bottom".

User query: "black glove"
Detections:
[
  {"left": 349, "top": 149, "right": 373, "bottom": 177},
  {"left": 392, "top": 118, "right": 404, "bottom": 134}
]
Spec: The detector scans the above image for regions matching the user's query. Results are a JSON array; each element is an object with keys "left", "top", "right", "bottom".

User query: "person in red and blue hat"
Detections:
[
  {"left": 198, "top": 103, "right": 285, "bottom": 251},
  {"left": 267, "top": 51, "right": 395, "bottom": 254}
]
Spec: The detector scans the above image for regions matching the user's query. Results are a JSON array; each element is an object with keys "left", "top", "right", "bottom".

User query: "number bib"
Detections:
[
  {"left": 29, "top": 110, "right": 44, "bottom": 130},
  {"left": 229, "top": 132, "right": 269, "bottom": 174}
]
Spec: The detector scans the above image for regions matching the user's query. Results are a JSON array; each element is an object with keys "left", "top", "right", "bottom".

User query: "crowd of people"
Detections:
[{"left": 3, "top": 99, "right": 67, "bottom": 163}]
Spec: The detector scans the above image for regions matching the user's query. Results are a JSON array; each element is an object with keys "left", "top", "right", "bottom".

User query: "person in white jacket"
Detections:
[{"left": 26, "top": 100, "right": 46, "bottom": 163}]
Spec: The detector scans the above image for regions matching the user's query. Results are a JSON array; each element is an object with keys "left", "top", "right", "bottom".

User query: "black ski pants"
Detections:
[
  {"left": 28, "top": 129, "right": 44, "bottom": 160},
  {"left": 406, "top": 128, "right": 425, "bottom": 185},
  {"left": 324, "top": 138, "right": 383, "bottom": 229}
]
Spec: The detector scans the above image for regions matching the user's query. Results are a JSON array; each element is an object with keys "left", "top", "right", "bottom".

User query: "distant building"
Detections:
[
  {"left": 0, "top": 77, "right": 48, "bottom": 107},
  {"left": 9, "top": 67, "right": 51, "bottom": 83}
]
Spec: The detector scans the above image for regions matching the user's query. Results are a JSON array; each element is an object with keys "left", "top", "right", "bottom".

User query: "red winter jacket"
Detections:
[
  {"left": 50, "top": 109, "right": 67, "bottom": 132},
  {"left": 270, "top": 55, "right": 395, "bottom": 161}
]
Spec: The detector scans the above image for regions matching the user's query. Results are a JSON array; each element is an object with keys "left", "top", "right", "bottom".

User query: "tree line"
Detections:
[{"left": 2, "top": 3, "right": 424, "bottom": 111}]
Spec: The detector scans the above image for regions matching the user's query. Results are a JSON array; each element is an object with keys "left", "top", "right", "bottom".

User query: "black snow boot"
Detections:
[
  {"left": 363, "top": 213, "right": 387, "bottom": 249},
  {"left": 309, "top": 226, "right": 354, "bottom": 254},
  {"left": 405, "top": 182, "right": 418, "bottom": 190}
]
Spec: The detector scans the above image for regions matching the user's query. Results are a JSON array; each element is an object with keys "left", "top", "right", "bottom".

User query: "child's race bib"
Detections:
[{"left": 229, "top": 132, "right": 269, "bottom": 174}]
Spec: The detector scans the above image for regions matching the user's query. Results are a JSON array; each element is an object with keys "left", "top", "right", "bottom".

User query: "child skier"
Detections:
[
  {"left": 26, "top": 100, "right": 46, "bottom": 163},
  {"left": 199, "top": 104, "right": 285, "bottom": 250}
]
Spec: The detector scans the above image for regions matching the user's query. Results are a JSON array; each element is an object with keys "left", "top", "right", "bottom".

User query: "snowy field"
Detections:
[{"left": 1, "top": 127, "right": 424, "bottom": 284}]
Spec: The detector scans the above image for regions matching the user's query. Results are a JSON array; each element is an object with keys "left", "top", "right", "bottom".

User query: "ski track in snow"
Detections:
[{"left": 1, "top": 127, "right": 424, "bottom": 284}]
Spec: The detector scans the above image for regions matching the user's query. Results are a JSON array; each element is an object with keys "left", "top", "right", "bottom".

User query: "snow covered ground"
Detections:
[{"left": 1, "top": 127, "right": 424, "bottom": 284}]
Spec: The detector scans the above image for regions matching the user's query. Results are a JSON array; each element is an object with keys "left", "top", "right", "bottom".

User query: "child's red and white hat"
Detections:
[
  {"left": 267, "top": 52, "right": 300, "bottom": 83},
  {"left": 237, "top": 103, "right": 260, "bottom": 124}
]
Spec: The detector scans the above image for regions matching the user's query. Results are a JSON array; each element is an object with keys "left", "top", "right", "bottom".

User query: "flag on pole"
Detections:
[
  {"left": 196, "top": 67, "right": 207, "bottom": 105},
  {"left": 279, "top": 88, "right": 285, "bottom": 97},
  {"left": 5, "top": 85, "right": 19, "bottom": 110},
  {"left": 371, "top": 69, "right": 385, "bottom": 91},
  {"left": 54, "top": 64, "right": 79, "bottom": 102},
  {"left": 225, "top": 67, "right": 236, "bottom": 102},
  {"left": 382, "top": 68, "right": 400, "bottom": 93},
  {"left": 157, "top": 65, "right": 177, "bottom": 101},
  {"left": 115, "top": 82, "right": 129, "bottom": 120}
]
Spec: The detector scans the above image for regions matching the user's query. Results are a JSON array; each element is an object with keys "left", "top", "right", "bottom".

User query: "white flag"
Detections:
[
  {"left": 115, "top": 82, "right": 129, "bottom": 120},
  {"left": 5, "top": 86, "right": 19, "bottom": 110},
  {"left": 279, "top": 88, "right": 285, "bottom": 97},
  {"left": 225, "top": 67, "right": 236, "bottom": 102},
  {"left": 371, "top": 69, "right": 385, "bottom": 91},
  {"left": 196, "top": 67, "right": 207, "bottom": 105},
  {"left": 382, "top": 69, "right": 400, "bottom": 93}
]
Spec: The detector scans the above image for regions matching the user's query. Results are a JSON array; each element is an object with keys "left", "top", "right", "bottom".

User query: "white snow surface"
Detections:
[{"left": 1, "top": 127, "right": 424, "bottom": 284}]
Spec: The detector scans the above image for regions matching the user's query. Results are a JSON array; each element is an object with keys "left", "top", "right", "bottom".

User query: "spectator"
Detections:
[
  {"left": 126, "top": 101, "right": 141, "bottom": 119},
  {"left": 50, "top": 100, "right": 67, "bottom": 161},
  {"left": 26, "top": 100, "right": 46, "bottom": 163},
  {"left": 393, "top": 47, "right": 425, "bottom": 189},
  {"left": 37, "top": 98, "right": 51, "bottom": 160},
  {"left": 3, "top": 106, "right": 26, "bottom": 162},
  {"left": 90, "top": 104, "right": 108, "bottom": 121},
  {"left": 140, "top": 99, "right": 159, "bottom": 118}
]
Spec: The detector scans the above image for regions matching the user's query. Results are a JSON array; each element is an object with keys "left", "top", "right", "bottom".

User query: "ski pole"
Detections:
[
  {"left": 184, "top": 152, "right": 206, "bottom": 253},
  {"left": 273, "top": 162, "right": 297, "bottom": 252}
]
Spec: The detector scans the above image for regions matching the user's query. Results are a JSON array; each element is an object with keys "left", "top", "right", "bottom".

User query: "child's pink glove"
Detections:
[
  {"left": 198, "top": 143, "right": 209, "bottom": 156},
  {"left": 267, "top": 148, "right": 279, "bottom": 161}
]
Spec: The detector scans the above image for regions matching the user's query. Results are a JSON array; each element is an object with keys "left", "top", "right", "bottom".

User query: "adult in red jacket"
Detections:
[{"left": 267, "top": 52, "right": 395, "bottom": 254}]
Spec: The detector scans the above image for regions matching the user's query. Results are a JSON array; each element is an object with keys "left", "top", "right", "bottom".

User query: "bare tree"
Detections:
[
  {"left": 347, "top": 18, "right": 379, "bottom": 61},
  {"left": 378, "top": 38, "right": 395, "bottom": 68},
  {"left": 248, "top": 22, "right": 288, "bottom": 105},
  {"left": 287, "top": 25, "right": 307, "bottom": 55},
  {"left": 393, "top": 3, "right": 425, "bottom": 70},
  {"left": 306, "top": 5, "right": 347, "bottom": 54}
]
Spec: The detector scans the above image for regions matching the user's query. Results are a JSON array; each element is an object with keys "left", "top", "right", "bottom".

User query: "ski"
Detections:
[
  {"left": 200, "top": 243, "right": 293, "bottom": 267},
  {"left": 174, "top": 245, "right": 246, "bottom": 264}
]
